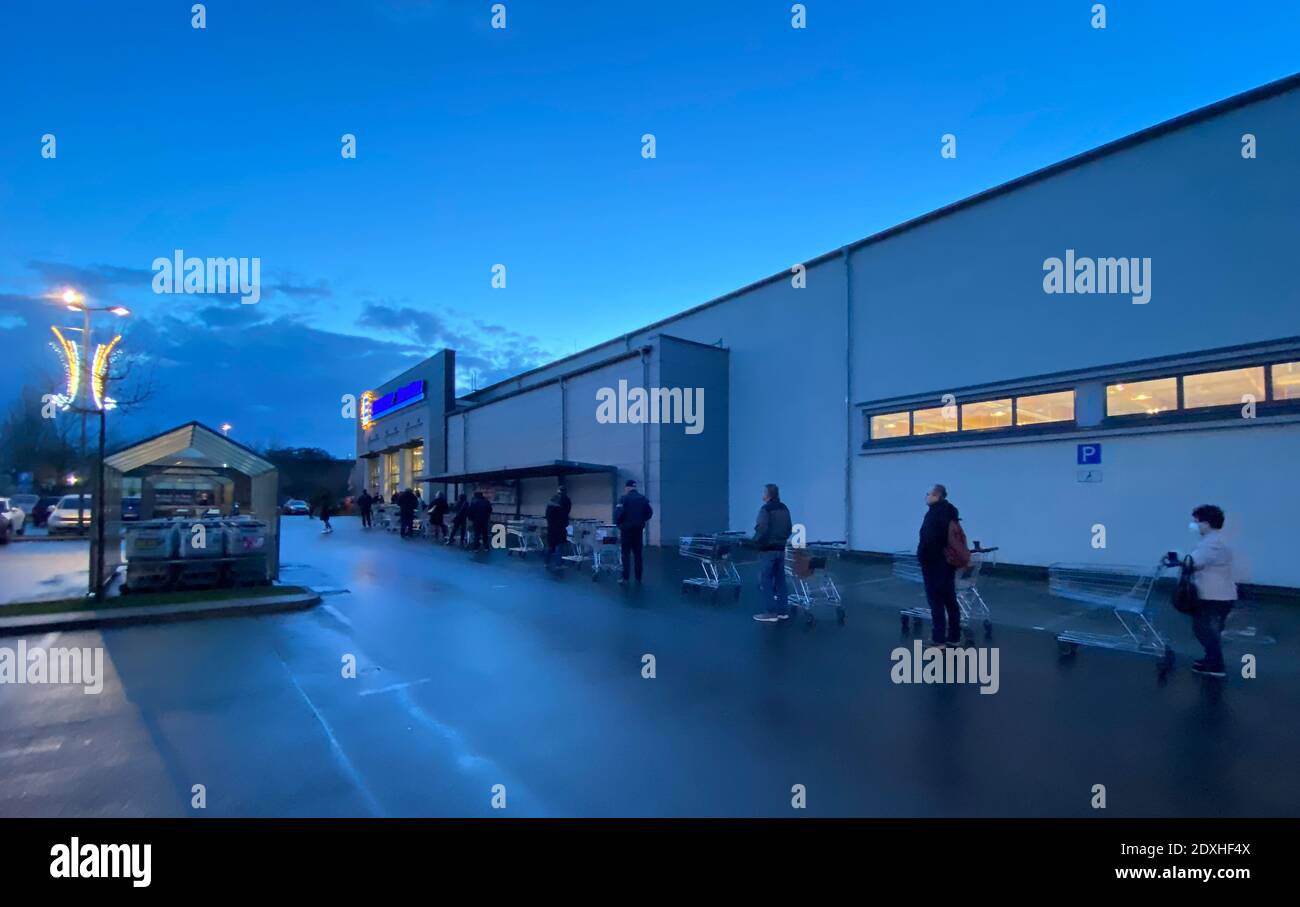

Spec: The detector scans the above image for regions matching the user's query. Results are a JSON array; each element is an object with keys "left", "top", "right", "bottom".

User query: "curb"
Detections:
[{"left": 0, "top": 591, "right": 322, "bottom": 636}]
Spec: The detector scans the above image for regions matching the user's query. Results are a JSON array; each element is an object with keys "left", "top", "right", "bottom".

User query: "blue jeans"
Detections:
[
  {"left": 758, "top": 550, "right": 788, "bottom": 614},
  {"left": 1192, "top": 600, "right": 1234, "bottom": 672}
]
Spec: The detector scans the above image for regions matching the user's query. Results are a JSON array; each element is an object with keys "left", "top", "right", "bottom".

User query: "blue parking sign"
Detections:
[{"left": 1077, "top": 443, "right": 1102, "bottom": 465}]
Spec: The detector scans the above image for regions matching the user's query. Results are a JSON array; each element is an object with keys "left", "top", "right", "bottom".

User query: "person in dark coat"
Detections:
[
  {"left": 446, "top": 493, "right": 469, "bottom": 546},
  {"left": 427, "top": 491, "right": 448, "bottom": 542},
  {"left": 398, "top": 488, "right": 418, "bottom": 538},
  {"left": 918, "top": 483, "right": 961, "bottom": 646},
  {"left": 358, "top": 489, "right": 374, "bottom": 529},
  {"left": 751, "top": 484, "right": 794, "bottom": 622},
  {"left": 614, "top": 479, "right": 653, "bottom": 584},
  {"left": 544, "top": 484, "right": 572, "bottom": 570},
  {"left": 467, "top": 491, "right": 493, "bottom": 551},
  {"left": 318, "top": 495, "right": 334, "bottom": 534}
]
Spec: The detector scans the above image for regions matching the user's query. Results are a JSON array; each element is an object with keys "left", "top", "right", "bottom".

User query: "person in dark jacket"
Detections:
[
  {"left": 398, "top": 488, "right": 418, "bottom": 538},
  {"left": 751, "top": 484, "right": 794, "bottom": 622},
  {"left": 446, "top": 493, "right": 469, "bottom": 546},
  {"left": 544, "top": 485, "right": 573, "bottom": 570},
  {"left": 467, "top": 491, "right": 494, "bottom": 551},
  {"left": 427, "top": 491, "right": 449, "bottom": 542},
  {"left": 614, "top": 479, "right": 653, "bottom": 584},
  {"left": 918, "top": 484, "right": 961, "bottom": 646},
  {"left": 358, "top": 489, "right": 374, "bottom": 529},
  {"left": 318, "top": 495, "right": 334, "bottom": 534}
]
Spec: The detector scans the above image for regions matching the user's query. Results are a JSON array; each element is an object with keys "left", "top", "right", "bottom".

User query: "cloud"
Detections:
[{"left": 357, "top": 301, "right": 552, "bottom": 389}]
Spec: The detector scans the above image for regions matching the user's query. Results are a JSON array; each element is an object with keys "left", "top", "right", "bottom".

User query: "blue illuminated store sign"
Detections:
[{"left": 371, "top": 380, "right": 426, "bottom": 420}]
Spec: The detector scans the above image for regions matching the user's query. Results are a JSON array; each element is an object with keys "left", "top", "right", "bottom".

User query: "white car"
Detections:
[
  {"left": 46, "top": 494, "right": 93, "bottom": 535},
  {"left": 0, "top": 497, "right": 27, "bottom": 535},
  {"left": 282, "top": 499, "right": 310, "bottom": 516}
]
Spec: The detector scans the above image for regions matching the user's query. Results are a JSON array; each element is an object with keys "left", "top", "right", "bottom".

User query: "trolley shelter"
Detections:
[{"left": 95, "top": 422, "right": 281, "bottom": 594}]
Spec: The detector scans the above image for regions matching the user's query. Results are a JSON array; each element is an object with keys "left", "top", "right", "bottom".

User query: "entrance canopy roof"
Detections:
[
  {"left": 105, "top": 421, "right": 277, "bottom": 476},
  {"left": 419, "top": 460, "right": 617, "bottom": 485}
]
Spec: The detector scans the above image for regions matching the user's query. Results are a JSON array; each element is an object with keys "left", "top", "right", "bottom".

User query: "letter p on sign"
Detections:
[{"left": 1077, "top": 444, "right": 1101, "bottom": 466}]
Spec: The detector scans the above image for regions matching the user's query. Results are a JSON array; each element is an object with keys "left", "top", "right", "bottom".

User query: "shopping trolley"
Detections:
[
  {"left": 1049, "top": 558, "right": 1176, "bottom": 676},
  {"left": 505, "top": 517, "right": 545, "bottom": 558},
  {"left": 785, "top": 541, "right": 847, "bottom": 625},
  {"left": 590, "top": 523, "right": 622, "bottom": 580},
  {"left": 679, "top": 531, "right": 746, "bottom": 598},
  {"left": 896, "top": 546, "right": 997, "bottom": 642},
  {"left": 562, "top": 519, "right": 599, "bottom": 567}
]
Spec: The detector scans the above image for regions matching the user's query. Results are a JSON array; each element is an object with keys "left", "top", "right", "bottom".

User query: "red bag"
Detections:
[{"left": 945, "top": 519, "right": 971, "bottom": 568}]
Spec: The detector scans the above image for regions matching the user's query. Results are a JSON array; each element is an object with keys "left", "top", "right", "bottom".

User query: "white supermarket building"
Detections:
[{"left": 355, "top": 73, "right": 1300, "bottom": 592}]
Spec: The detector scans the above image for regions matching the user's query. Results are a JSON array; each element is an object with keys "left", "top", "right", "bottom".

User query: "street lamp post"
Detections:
[{"left": 52, "top": 289, "right": 129, "bottom": 599}]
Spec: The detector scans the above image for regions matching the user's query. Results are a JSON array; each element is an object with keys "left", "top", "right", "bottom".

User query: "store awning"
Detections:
[{"left": 418, "top": 460, "right": 618, "bottom": 484}]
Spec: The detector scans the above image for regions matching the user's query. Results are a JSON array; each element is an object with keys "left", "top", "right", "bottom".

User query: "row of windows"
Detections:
[{"left": 868, "top": 360, "right": 1300, "bottom": 441}]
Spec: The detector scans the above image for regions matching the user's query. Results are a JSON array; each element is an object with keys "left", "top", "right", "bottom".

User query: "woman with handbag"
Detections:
[{"left": 1166, "top": 505, "right": 1236, "bottom": 678}]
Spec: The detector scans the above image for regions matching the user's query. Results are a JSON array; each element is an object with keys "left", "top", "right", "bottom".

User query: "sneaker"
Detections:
[
  {"left": 1192, "top": 664, "right": 1226, "bottom": 678},
  {"left": 753, "top": 612, "right": 781, "bottom": 623},
  {"left": 777, "top": 612, "right": 791, "bottom": 620}
]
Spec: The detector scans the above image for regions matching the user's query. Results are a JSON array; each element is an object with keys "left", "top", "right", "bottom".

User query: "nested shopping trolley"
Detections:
[
  {"left": 679, "top": 531, "right": 746, "bottom": 598},
  {"left": 562, "top": 518, "right": 600, "bottom": 568},
  {"left": 505, "top": 517, "right": 545, "bottom": 558},
  {"left": 896, "top": 546, "right": 997, "bottom": 641},
  {"left": 785, "top": 541, "right": 847, "bottom": 625},
  {"left": 590, "top": 523, "right": 623, "bottom": 581},
  {"left": 1049, "top": 558, "right": 1175, "bottom": 676}
]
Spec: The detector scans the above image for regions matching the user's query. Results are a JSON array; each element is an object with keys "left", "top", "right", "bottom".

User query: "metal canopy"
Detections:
[
  {"left": 419, "top": 460, "right": 617, "bottom": 484},
  {"left": 104, "top": 421, "right": 276, "bottom": 477}
]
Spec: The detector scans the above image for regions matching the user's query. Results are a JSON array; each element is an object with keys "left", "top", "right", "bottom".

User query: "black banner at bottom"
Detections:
[{"left": 3, "top": 818, "right": 1288, "bottom": 892}]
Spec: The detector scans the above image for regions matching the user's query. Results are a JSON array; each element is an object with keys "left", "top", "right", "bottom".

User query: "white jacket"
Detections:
[{"left": 1188, "top": 530, "right": 1237, "bottom": 602}]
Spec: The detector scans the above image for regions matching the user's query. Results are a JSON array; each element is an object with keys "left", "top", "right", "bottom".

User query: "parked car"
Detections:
[
  {"left": 32, "top": 496, "right": 63, "bottom": 527},
  {"left": 282, "top": 499, "right": 309, "bottom": 516},
  {"left": 46, "top": 494, "right": 93, "bottom": 535},
  {"left": 0, "top": 498, "right": 27, "bottom": 535},
  {"left": 11, "top": 494, "right": 39, "bottom": 519},
  {"left": 0, "top": 510, "right": 11, "bottom": 544},
  {"left": 122, "top": 496, "right": 142, "bottom": 521}
]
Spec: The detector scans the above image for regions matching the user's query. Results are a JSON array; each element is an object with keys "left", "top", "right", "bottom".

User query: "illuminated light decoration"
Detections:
[
  {"left": 50, "top": 326, "right": 80, "bottom": 408},
  {"left": 360, "top": 391, "right": 376, "bottom": 431},
  {"left": 91, "top": 334, "right": 122, "bottom": 411}
]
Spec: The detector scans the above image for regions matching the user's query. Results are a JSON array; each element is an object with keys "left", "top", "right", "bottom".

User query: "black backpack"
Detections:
[{"left": 1171, "top": 556, "right": 1199, "bottom": 615}]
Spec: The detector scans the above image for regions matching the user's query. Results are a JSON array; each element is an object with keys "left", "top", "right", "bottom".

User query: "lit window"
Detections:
[
  {"left": 1016, "top": 390, "right": 1074, "bottom": 425},
  {"left": 1272, "top": 361, "right": 1300, "bottom": 401},
  {"left": 411, "top": 444, "right": 425, "bottom": 476},
  {"left": 912, "top": 406, "right": 957, "bottom": 435},
  {"left": 1182, "top": 366, "right": 1265, "bottom": 409},
  {"left": 1106, "top": 378, "right": 1177, "bottom": 416},
  {"left": 870, "top": 411, "right": 910, "bottom": 439},
  {"left": 961, "top": 399, "right": 1012, "bottom": 431}
]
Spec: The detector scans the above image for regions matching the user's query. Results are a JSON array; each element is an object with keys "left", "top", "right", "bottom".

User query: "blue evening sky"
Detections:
[{"left": 2, "top": 1, "right": 1297, "bottom": 455}]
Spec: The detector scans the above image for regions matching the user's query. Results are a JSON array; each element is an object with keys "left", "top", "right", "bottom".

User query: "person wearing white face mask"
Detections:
[{"left": 1165, "top": 504, "right": 1236, "bottom": 677}]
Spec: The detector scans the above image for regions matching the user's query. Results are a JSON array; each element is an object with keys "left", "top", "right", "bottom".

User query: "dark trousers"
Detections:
[
  {"left": 400, "top": 514, "right": 414, "bottom": 537},
  {"left": 1192, "top": 599, "right": 1234, "bottom": 672},
  {"left": 470, "top": 522, "right": 491, "bottom": 551},
  {"left": 621, "top": 529, "right": 644, "bottom": 581},
  {"left": 758, "top": 549, "right": 788, "bottom": 614},
  {"left": 922, "top": 559, "right": 960, "bottom": 643},
  {"left": 449, "top": 519, "right": 467, "bottom": 545},
  {"left": 546, "top": 531, "right": 566, "bottom": 568},
  {"left": 429, "top": 518, "right": 445, "bottom": 541},
  {"left": 360, "top": 509, "right": 372, "bottom": 528}
]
